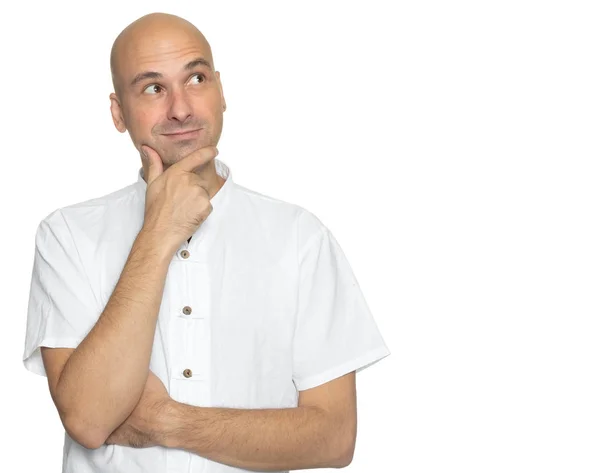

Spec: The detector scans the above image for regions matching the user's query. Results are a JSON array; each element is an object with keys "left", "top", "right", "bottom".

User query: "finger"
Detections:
[
  {"left": 140, "top": 145, "right": 164, "bottom": 185},
  {"left": 171, "top": 145, "right": 219, "bottom": 174}
]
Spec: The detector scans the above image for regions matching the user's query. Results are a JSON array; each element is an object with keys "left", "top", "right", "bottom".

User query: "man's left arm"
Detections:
[{"left": 160, "top": 371, "right": 357, "bottom": 472}]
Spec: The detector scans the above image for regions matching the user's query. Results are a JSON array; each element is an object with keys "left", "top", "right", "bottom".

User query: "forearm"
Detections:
[
  {"left": 161, "top": 402, "right": 349, "bottom": 471},
  {"left": 58, "top": 228, "right": 174, "bottom": 447}
]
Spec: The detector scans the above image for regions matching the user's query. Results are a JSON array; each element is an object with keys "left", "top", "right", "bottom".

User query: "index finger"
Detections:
[{"left": 170, "top": 145, "right": 219, "bottom": 174}]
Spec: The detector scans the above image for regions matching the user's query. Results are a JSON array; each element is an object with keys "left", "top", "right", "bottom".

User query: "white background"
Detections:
[{"left": 2, "top": 1, "right": 599, "bottom": 472}]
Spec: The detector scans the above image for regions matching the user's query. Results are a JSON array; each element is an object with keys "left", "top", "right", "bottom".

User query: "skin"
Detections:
[
  {"left": 109, "top": 12, "right": 226, "bottom": 197},
  {"left": 105, "top": 371, "right": 171, "bottom": 447}
]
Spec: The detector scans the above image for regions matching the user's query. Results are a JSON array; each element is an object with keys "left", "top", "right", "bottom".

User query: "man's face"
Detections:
[{"left": 110, "top": 28, "right": 225, "bottom": 168}]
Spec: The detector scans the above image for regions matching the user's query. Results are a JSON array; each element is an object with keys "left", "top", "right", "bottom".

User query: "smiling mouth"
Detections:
[{"left": 163, "top": 128, "right": 202, "bottom": 138}]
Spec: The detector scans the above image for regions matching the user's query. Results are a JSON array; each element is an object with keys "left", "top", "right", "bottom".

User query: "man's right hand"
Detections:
[{"left": 139, "top": 144, "right": 219, "bottom": 252}]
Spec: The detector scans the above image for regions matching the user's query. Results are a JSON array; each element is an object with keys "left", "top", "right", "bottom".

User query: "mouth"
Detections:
[{"left": 163, "top": 128, "right": 202, "bottom": 139}]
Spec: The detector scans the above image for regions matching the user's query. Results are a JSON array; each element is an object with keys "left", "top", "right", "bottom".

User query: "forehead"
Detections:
[{"left": 118, "top": 27, "right": 211, "bottom": 82}]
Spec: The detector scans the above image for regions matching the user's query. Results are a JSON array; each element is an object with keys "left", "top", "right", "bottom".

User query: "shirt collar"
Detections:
[{"left": 136, "top": 157, "right": 234, "bottom": 221}]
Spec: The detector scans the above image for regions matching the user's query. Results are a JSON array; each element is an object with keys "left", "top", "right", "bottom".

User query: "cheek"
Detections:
[
  {"left": 127, "top": 110, "right": 157, "bottom": 138},
  {"left": 192, "top": 89, "right": 223, "bottom": 113}
]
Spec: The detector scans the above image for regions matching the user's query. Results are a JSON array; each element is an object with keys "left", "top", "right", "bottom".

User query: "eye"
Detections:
[
  {"left": 143, "top": 84, "right": 162, "bottom": 95},
  {"left": 141, "top": 73, "right": 206, "bottom": 95},
  {"left": 190, "top": 73, "right": 206, "bottom": 84}
]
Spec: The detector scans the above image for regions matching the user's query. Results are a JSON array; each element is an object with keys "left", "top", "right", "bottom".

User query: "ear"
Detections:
[
  {"left": 109, "top": 93, "right": 127, "bottom": 133},
  {"left": 215, "top": 71, "right": 226, "bottom": 112}
]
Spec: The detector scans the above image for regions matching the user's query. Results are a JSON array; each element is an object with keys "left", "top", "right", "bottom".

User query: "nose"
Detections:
[{"left": 167, "top": 86, "right": 193, "bottom": 123}]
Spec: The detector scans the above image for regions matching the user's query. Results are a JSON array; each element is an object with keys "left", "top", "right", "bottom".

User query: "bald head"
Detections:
[
  {"left": 108, "top": 12, "right": 225, "bottom": 169},
  {"left": 110, "top": 12, "right": 214, "bottom": 99}
]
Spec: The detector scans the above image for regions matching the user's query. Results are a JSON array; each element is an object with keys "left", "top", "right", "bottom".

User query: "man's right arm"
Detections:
[{"left": 44, "top": 228, "right": 174, "bottom": 449}]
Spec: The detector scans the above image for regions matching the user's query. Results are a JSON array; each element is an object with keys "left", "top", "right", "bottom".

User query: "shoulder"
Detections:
[
  {"left": 36, "top": 182, "right": 142, "bottom": 245},
  {"left": 231, "top": 182, "right": 329, "bottom": 245}
]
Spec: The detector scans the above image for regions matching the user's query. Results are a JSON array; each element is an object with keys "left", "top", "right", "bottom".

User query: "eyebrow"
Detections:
[{"left": 129, "top": 57, "right": 212, "bottom": 88}]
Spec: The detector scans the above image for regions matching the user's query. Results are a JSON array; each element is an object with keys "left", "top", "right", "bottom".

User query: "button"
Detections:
[
  {"left": 180, "top": 250, "right": 190, "bottom": 259},
  {"left": 182, "top": 306, "right": 192, "bottom": 315},
  {"left": 183, "top": 369, "right": 192, "bottom": 378}
]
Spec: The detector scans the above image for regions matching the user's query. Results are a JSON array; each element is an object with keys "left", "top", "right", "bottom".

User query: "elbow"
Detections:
[
  {"left": 53, "top": 385, "right": 110, "bottom": 449},
  {"left": 332, "top": 443, "right": 355, "bottom": 469},
  {"left": 63, "top": 415, "right": 109, "bottom": 450},
  {"left": 331, "top": 423, "right": 356, "bottom": 468}
]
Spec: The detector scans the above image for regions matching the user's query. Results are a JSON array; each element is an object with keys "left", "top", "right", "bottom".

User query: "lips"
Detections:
[
  {"left": 164, "top": 128, "right": 201, "bottom": 136},
  {"left": 163, "top": 128, "right": 202, "bottom": 139}
]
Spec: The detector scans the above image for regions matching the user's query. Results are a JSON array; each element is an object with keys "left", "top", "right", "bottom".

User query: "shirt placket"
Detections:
[{"left": 167, "top": 233, "right": 211, "bottom": 473}]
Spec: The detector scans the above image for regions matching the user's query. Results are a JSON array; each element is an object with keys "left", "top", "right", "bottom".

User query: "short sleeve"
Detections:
[
  {"left": 292, "top": 211, "right": 391, "bottom": 391},
  {"left": 23, "top": 210, "right": 101, "bottom": 377}
]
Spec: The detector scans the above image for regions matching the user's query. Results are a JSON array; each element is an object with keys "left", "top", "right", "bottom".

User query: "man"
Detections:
[{"left": 22, "top": 11, "right": 390, "bottom": 473}]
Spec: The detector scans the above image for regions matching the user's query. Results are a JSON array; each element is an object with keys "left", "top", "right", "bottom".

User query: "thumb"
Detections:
[{"left": 140, "top": 145, "right": 164, "bottom": 185}]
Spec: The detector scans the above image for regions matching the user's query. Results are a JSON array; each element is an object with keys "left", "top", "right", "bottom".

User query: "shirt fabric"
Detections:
[{"left": 23, "top": 157, "right": 391, "bottom": 473}]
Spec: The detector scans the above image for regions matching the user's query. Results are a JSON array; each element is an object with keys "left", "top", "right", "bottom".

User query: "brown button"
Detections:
[
  {"left": 180, "top": 250, "right": 190, "bottom": 259},
  {"left": 182, "top": 306, "right": 192, "bottom": 315},
  {"left": 183, "top": 368, "right": 192, "bottom": 378}
]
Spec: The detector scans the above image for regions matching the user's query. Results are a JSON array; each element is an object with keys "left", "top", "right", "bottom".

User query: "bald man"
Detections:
[{"left": 23, "top": 11, "right": 391, "bottom": 473}]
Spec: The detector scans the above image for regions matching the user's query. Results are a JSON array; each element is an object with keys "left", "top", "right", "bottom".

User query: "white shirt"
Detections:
[{"left": 23, "top": 157, "right": 391, "bottom": 473}]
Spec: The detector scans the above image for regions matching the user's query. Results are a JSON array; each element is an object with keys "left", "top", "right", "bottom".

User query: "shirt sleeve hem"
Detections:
[
  {"left": 293, "top": 345, "right": 391, "bottom": 392},
  {"left": 23, "top": 337, "right": 83, "bottom": 377}
]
